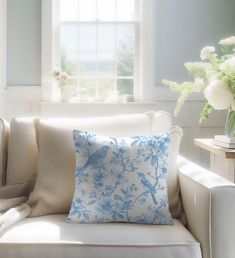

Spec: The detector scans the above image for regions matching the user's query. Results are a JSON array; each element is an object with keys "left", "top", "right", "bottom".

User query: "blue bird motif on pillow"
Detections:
[
  {"left": 77, "top": 146, "right": 109, "bottom": 178},
  {"left": 138, "top": 173, "right": 158, "bottom": 205}
]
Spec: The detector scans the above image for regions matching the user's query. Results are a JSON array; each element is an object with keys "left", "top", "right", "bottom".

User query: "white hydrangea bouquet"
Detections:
[{"left": 163, "top": 36, "right": 235, "bottom": 137}]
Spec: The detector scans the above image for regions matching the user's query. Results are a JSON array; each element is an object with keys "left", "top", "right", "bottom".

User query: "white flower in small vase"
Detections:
[
  {"left": 52, "top": 68, "right": 70, "bottom": 87},
  {"left": 52, "top": 68, "right": 72, "bottom": 102},
  {"left": 60, "top": 72, "right": 70, "bottom": 82},
  {"left": 204, "top": 79, "right": 233, "bottom": 110},
  {"left": 52, "top": 67, "right": 62, "bottom": 79}
]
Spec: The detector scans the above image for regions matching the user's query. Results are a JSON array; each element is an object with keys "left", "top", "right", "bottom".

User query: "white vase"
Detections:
[{"left": 61, "top": 85, "right": 74, "bottom": 102}]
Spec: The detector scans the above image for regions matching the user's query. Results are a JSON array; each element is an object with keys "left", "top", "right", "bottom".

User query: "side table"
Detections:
[{"left": 194, "top": 138, "right": 235, "bottom": 182}]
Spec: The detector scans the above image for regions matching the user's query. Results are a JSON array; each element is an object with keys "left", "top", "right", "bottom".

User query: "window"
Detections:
[{"left": 57, "top": 0, "right": 139, "bottom": 100}]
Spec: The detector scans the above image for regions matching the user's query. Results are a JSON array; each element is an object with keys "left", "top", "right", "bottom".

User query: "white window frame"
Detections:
[
  {"left": 41, "top": 0, "right": 156, "bottom": 101},
  {"left": 0, "top": 0, "right": 7, "bottom": 90},
  {"left": 139, "top": 0, "right": 156, "bottom": 101}
]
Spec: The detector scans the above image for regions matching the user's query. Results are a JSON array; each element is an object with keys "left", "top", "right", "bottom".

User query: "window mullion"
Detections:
[
  {"left": 114, "top": 0, "right": 118, "bottom": 92},
  {"left": 95, "top": 0, "right": 98, "bottom": 97},
  {"left": 77, "top": 0, "right": 80, "bottom": 90}
]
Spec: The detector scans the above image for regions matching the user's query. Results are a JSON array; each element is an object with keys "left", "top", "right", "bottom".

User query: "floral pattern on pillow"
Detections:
[{"left": 67, "top": 130, "right": 173, "bottom": 224}]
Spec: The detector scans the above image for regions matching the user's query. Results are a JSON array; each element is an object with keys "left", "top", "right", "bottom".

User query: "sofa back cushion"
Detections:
[
  {"left": 6, "top": 118, "right": 38, "bottom": 185},
  {"left": 0, "top": 119, "right": 10, "bottom": 186},
  {"left": 28, "top": 112, "right": 155, "bottom": 216},
  {"left": 3, "top": 111, "right": 171, "bottom": 187}
]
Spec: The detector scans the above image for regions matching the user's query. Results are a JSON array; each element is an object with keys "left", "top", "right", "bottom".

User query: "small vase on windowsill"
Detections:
[{"left": 61, "top": 85, "right": 74, "bottom": 102}]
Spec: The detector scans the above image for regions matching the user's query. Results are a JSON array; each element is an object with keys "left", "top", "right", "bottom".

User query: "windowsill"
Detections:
[
  {"left": 39, "top": 101, "right": 157, "bottom": 117},
  {"left": 40, "top": 101, "right": 156, "bottom": 105}
]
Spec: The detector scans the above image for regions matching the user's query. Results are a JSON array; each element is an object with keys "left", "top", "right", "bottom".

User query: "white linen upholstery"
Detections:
[
  {"left": 178, "top": 155, "right": 235, "bottom": 258},
  {"left": 0, "top": 214, "right": 201, "bottom": 258},
  {"left": 152, "top": 111, "right": 172, "bottom": 133}
]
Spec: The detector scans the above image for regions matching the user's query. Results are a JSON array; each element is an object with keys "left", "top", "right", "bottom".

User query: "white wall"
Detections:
[
  {"left": 154, "top": 0, "right": 235, "bottom": 84},
  {"left": 7, "top": 0, "right": 41, "bottom": 86}
]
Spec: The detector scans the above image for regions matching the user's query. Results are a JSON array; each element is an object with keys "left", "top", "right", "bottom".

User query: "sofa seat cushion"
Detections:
[{"left": 0, "top": 215, "right": 201, "bottom": 258}]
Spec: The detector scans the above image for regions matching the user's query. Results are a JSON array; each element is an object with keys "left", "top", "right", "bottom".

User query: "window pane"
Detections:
[
  {"left": 117, "top": 25, "right": 135, "bottom": 52},
  {"left": 60, "top": 0, "right": 78, "bottom": 21},
  {"left": 79, "top": 25, "right": 96, "bottom": 51},
  {"left": 61, "top": 52, "right": 78, "bottom": 76},
  {"left": 116, "top": 0, "right": 135, "bottom": 21},
  {"left": 97, "top": 0, "right": 115, "bottom": 21},
  {"left": 78, "top": 0, "right": 96, "bottom": 21},
  {"left": 67, "top": 78, "right": 78, "bottom": 88},
  {"left": 78, "top": 79, "right": 96, "bottom": 97},
  {"left": 118, "top": 52, "right": 134, "bottom": 76},
  {"left": 98, "top": 79, "right": 115, "bottom": 98},
  {"left": 78, "top": 52, "right": 96, "bottom": 77},
  {"left": 117, "top": 79, "right": 133, "bottom": 95},
  {"left": 98, "top": 25, "right": 115, "bottom": 51},
  {"left": 98, "top": 52, "right": 115, "bottom": 77},
  {"left": 59, "top": 0, "right": 137, "bottom": 98},
  {"left": 60, "top": 25, "right": 78, "bottom": 52}
]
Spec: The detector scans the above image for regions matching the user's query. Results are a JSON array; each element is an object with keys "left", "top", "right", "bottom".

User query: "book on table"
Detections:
[
  {"left": 213, "top": 139, "right": 235, "bottom": 149},
  {"left": 214, "top": 135, "right": 235, "bottom": 144},
  {"left": 214, "top": 135, "right": 235, "bottom": 148}
]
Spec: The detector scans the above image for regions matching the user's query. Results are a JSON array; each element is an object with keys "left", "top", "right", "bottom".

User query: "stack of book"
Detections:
[{"left": 213, "top": 135, "right": 235, "bottom": 148}]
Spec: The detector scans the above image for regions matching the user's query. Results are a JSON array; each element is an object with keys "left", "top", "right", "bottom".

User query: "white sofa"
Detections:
[{"left": 0, "top": 111, "right": 235, "bottom": 258}]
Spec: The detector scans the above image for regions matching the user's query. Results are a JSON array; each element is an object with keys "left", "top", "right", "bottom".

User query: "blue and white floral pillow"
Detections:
[{"left": 68, "top": 129, "right": 177, "bottom": 224}]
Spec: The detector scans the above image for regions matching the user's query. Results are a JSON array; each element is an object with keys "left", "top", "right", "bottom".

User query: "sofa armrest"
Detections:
[{"left": 177, "top": 155, "right": 235, "bottom": 258}]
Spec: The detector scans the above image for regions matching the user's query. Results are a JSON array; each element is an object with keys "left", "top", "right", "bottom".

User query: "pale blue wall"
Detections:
[
  {"left": 7, "top": 0, "right": 41, "bottom": 86},
  {"left": 6, "top": 0, "right": 235, "bottom": 87},
  {"left": 155, "top": 0, "right": 235, "bottom": 85}
]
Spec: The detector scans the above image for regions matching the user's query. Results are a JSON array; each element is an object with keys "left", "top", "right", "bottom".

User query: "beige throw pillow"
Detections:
[{"left": 28, "top": 113, "right": 154, "bottom": 216}]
